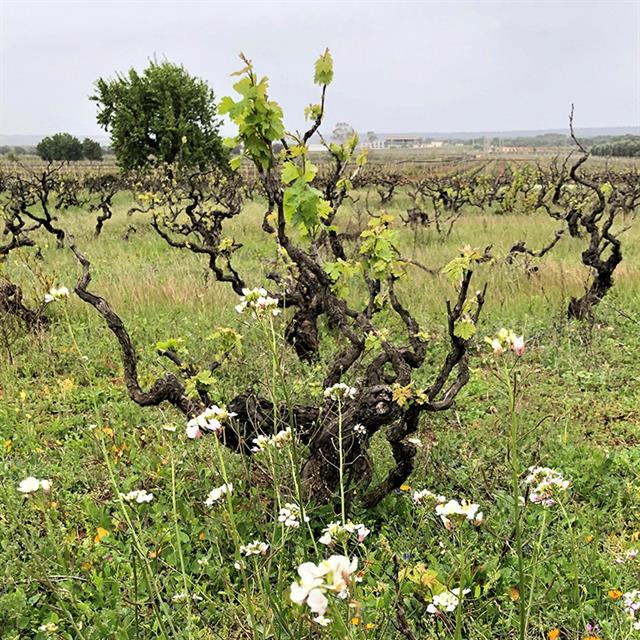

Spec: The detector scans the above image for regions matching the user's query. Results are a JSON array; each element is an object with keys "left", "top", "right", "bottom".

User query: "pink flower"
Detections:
[
  {"left": 491, "top": 338, "right": 505, "bottom": 356},
  {"left": 306, "top": 588, "right": 329, "bottom": 615},
  {"left": 356, "top": 525, "right": 370, "bottom": 543},
  {"left": 511, "top": 335, "right": 525, "bottom": 356},
  {"left": 290, "top": 555, "right": 358, "bottom": 623},
  {"left": 186, "top": 424, "right": 202, "bottom": 439}
]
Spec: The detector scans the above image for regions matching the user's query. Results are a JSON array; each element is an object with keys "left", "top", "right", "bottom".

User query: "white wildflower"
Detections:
[
  {"left": 204, "top": 483, "right": 233, "bottom": 506},
  {"left": 38, "top": 622, "right": 59, "bottom": 633},
  {"left": 240, "top": 540, "right": 269, "bottom": 556},
  {"left": 44, "top": 286, "right": 70, "bottom": 303},
  {"left": 353, "top": 424, "right": 366, "bottom": 437},
  {"left": 251, "top": 427, "right": 292, "bottom": 452},
  {"left": 624, "top": 549, "right": 639, "bottom": 562},
  {"left": 18, "top": 477, "right": 51, "bottom": 495},
  {"left": 235, "top": 287, "right": 280, "bottom": 317},
  {"left": 172, "top": 591, "right": 203, "bottom": 603},
  {"left": 323, "top": 383, "right": 357, "bottom": 401},
  {"left": 319, "top": 521, "right": 370, "bottom": 546},
  {"left": 290, "top": 555, "right": 358, "bottom": 622},
  {"left": 435, "top": 499, "right": 483, "bottom": 528},
  {"left": 278, "top": 503, "right": 309, "bottom": 528},
  {"left": 490, "top": 337, "right": 504, "bottom": 356},
  {"left": 120, "top": 489, "right": 154, "bottom": 504},
  {"left": 525, "top": 466, "right": 570, "bottom": 507},
  {"left": 485, "top": 328, "right": 525, "bottom": 357},
  {"left": 427, "top": 587, "right": 470, "bottom": 614},
  {"left": 187, "top": 405, "right": 237, "bottom": 438},
  {"left": 186, "top": 423, "right": 201, "bottom": 439},
  {"left": 622, "top": 590, "right": 640, "bottom": 628},
  {"left": 412, "top": 489, "right": 446, "bottom": 507}
]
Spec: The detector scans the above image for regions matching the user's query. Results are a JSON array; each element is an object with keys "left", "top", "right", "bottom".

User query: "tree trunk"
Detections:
[
  {"left": 300, "top": 385, "right": 401, "bottom": 503},
  {"left": 0, "top": 281, "right": 48, "bottom": 331}
]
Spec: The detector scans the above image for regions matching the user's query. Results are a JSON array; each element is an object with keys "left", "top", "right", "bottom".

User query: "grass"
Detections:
[{"left": 1, "top": 188, "right": 639, "bottom": 639}]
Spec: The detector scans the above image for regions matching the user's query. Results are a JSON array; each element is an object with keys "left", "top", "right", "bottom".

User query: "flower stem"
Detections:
[
  {"left": 454, "top": 540, "right": 466, "bottom": 640},
  {"left": 338, "top": 398, "right": 347, "bottom": 526},
  {"left": 507, "top": 366, "right": 526, "bottom": 640},
  {"left": 559, "top": 499, "right": 582, "bottom": 623},
  {"left": 169, "top": 439, "right": 192, "bottom": 640},
  {"left": 211, "top": 436, "right": 260, "bottom": 634},
  {"left": 524, "top": 509, "right": 547, "bottom": 636}
]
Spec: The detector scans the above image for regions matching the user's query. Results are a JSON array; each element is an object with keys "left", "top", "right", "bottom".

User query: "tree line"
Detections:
[{"left": 590, "top": 135, "right": 640, "bottom": 158}]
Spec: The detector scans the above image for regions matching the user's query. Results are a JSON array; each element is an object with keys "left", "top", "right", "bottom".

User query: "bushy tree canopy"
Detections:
[
  {"left": 92, "top": 60, "right": 227, "bottom": 170},
  {"left": 36, "top": 133, "right": 84, "bottom": 161},
  {"left": 82, "top": 138, "right": 103, "bottom": 161}
]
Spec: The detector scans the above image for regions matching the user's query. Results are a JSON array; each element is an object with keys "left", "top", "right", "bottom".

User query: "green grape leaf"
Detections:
[
  {"left": 314, "top": 49, "right": 334, "bottom": 86},
  {"left": 454, "top": 318, "right": 476, "bottom": 340}
]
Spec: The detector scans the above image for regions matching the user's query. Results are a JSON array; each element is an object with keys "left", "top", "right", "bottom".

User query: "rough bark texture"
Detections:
[
  {"left": 566, "top": 107, "right": 624, "bottom": 320},
  {"left": 0, "top": 281, "right": 48, "bottom": 331}
]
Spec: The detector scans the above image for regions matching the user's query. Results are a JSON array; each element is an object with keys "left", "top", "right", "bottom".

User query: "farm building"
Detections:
[{"left": 384, "top": 135, "right": 424, "bottom": 148}]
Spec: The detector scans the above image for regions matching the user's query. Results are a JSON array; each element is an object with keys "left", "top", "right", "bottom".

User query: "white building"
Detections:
[{"left": 360, "top": 139, "right": 385, "bottom": 149}]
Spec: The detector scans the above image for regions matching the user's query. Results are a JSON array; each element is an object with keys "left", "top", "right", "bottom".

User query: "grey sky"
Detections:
[{"left": 1, "top": 0, "right": 639, "bottom": 137}]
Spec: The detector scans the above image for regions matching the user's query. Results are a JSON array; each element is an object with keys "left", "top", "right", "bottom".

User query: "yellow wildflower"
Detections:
[{"left": 94, "top": 527, "right": 109, "bottom": 544}]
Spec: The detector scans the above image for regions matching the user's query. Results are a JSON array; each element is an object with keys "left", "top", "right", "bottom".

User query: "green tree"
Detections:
[
  {"left": 332, "top": 121, "right": 355, "bottom": 142},
  {"left": 82, "top": 138, "right": 103, "bottom": 161},
  {"left": 92, "top": 60, "right": 227, "bottom": 170},
  {"left": 36, "top": 133, "right": 83, "bottom": 161}
]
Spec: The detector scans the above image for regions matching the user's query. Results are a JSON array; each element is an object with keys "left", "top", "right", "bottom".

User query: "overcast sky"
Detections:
[{"left": 1, "top": 0, "right": 638, "bottom": 138}]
